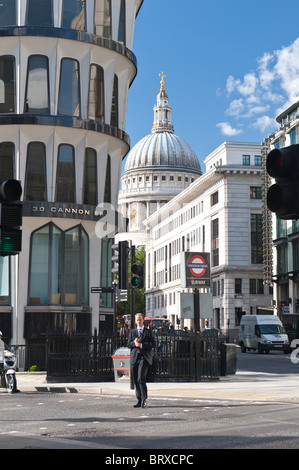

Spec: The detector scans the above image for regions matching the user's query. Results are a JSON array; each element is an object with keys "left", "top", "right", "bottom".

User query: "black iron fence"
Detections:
[
  {"left": 11, "top": 329, "right": 223, "bottom": 382},
  {"left": 45, "top": 329, "right": 222, "bottom": 382},
  {"left": 46, "top": 332, "right": 124, "bottom": 382},
  {"left": 11, "top": 344, "right": 47, "bottom": 372}
]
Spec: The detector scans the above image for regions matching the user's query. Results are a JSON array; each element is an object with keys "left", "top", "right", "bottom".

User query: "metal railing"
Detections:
[
  {"left": 11, "top": 344, "right": 47, "bottom": 372},
  {"left": 46, "top": 329, "right": 221, "bottom": 382}
]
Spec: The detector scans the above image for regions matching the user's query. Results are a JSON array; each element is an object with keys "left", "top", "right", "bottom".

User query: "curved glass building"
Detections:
[{"left": 0, "top": 0, "right": 143, "bottom": 347}]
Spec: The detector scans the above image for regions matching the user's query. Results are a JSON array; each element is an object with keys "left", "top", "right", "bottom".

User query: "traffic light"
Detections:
[
  {"left": 266, "top": 144, "right": 299, "bottom": 220},
  {"left": 131, "top": 262, "right": 144, "bottom": 289},
  {"left": 111, "top": 241, "right": 128, "bottom": 290},
  {"left": 0, "top": 179, "right": 22, "bottom": 256}
]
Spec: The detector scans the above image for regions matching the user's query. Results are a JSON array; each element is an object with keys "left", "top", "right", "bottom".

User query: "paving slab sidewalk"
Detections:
[{"left": 12, "top": 371, "right": 299, "bottom": 403}]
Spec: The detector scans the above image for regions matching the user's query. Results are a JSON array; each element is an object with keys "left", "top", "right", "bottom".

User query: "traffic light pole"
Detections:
[
  {"left": 130, "top": 244, "right": 135, "bottom": 331},
  {"left": 112, "top": 280, "right": 117, "bottom": 336},
  {"left": 130, "top": 244, "right": 135, "bottom": 390},
  {"left": 194, "top": 288, "right": 201, "bottom": 382}
]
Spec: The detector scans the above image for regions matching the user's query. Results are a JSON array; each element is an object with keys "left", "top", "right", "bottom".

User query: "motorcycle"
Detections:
[{"left": 0, "top": 349, "right": 17, "bottom": 393}]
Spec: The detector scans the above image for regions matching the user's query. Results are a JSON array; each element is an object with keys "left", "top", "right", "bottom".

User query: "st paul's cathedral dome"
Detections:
[{"left": 118, "top": 72, "right": 202, "bottom": 240}]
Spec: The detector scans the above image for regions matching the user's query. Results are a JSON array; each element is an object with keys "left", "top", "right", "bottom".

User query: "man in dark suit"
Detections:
[{"left": 128, "top": 313, "right": 155, "bottom": 408}]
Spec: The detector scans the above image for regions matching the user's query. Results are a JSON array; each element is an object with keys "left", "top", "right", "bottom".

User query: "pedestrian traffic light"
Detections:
[
  {"left": 131, "top": 263, "right": 144, "bottom": 289},
  {"left": 111, "top": 241, "right": 128, "bottom": 290},
  {"left": 0, "top": 179, "right": 22, "bottom": 256},
  {"left": 266, "top": 144, "right": 299, "bottom": 219}
]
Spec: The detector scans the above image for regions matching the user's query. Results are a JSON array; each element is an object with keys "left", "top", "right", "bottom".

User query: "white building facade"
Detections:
[
  {"left": 0, "top": 0, "right": 143, "bottom": 348},
  {"left": 145, "top": 142, "right": 273, "bottom": 341}
]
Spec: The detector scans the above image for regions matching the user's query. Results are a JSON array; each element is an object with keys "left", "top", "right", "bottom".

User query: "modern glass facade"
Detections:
[
  {"left": 29, "top": 223, "right": 89, "bottom": 306},
  {"left": 0, "top": 0, "right": 143, "bottom": 344}
]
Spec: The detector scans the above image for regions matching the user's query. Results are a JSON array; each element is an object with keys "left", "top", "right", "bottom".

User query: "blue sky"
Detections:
[{"left": 125, "top": 0, "right": 299, "bottom": 170}]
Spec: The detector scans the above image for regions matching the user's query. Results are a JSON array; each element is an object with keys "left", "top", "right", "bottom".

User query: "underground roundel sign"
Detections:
[
  {"left": 188, "top": 254, "right": 208, "bottom": 277},
  {"left": 182, "top": 252, "right": 211, "bottom": 287}
]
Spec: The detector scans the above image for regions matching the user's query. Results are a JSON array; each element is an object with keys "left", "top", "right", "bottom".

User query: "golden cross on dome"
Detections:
[{"left": 159, "top": 71, "right": 166, "bottom": 91}]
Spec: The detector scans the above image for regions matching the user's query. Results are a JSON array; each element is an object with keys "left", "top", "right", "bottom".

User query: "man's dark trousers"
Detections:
[{"left": 132, "top": 353, "right": 149, "bottom": 402}]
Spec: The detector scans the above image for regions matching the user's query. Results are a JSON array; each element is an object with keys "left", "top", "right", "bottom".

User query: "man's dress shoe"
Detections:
[{"left": 133, "top": 401, "right": 141, "bottom": 408}]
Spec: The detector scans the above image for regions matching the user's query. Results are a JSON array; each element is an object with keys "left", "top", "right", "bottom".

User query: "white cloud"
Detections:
[
  {"left": 237, "top": 73, "right": 259, "bottom": 96},
  {"left": 226, "top": 73, "right": 258, "bottom": 97},
  {"left": 225, "top": 98, "right": 244, "bottom": 117},
  {"left": 274, "top": 38, "right": 299, "bottom": 103},
  {"left": 246, "top": 104, "right": 270, "bottom": 117},
  {"left": 252, "top": 115, "right": 277, "bottom": 132},
  {"left": 226, "top": 75, "right": 240, "bottom": 95},
  {"left": 216, "top": 122, "right": 244, "bottom": 136},
  {"left": 257, "top": 53, "right": 276, "bottom": 89},
  {"left": 221, "top": 36, "right": 299, "bottom": 137}
]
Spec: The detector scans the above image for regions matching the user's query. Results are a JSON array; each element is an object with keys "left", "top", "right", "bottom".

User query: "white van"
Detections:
[{"left": 238, "top": 315, "right": 290, "bottom": 354}]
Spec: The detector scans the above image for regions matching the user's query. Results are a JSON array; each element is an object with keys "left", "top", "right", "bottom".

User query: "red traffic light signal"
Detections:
[{"left": 266, "top": 145, "right": 299, "bottom": 219}]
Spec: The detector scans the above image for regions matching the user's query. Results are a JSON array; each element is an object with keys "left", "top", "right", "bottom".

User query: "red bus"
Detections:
[{"left": 144, "top": 317, "right": 170, "bottom": 332}]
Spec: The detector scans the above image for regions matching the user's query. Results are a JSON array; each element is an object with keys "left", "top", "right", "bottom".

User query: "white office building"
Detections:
[{"left": 144, "top": 142, "right": 273, "bottom": 341}]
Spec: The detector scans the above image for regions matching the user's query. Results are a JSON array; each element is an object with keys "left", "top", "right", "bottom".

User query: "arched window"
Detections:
[
  {"left": 56, "top": 144, "right": 75, "bottom": 203},
  {"left": 25, "top": 142, "right": 47, "bottom": 201},
  {"left": 26, "top": 0, "right": 53, "bottom": 26},
  {"left": 24, "top": 55, "right": 50, "bottom": 114},
  {"left": 64, "top": 226, "right": 89, "bottom": 305},
  {"left": 62, "top": 0, "right": 86, "bottom": 30},
  {"left": 0, "top": 1, "right": 17, "bottom": 26},
  {"left": 88, "top": 64, "right": 104, "bottom": 122},
  {"left": 118, "top": 0, "right": 126, "bottom": 44},
  {"left": 83, "top": 148, "right": 97, "bottom": 205},
  {"left": 110, "top": 74, "right": 118, "bottom": 127},
  {"left": 104, "top": 154, "right": 111, "bottom": 203},
  {"left": 0, "top": 142, "right": 14, "bottom": 179},
  {"left": 94, "top": 0, "right": 111, "bottom": 38},
  {"left": 0, "top": 56, "right": 15, "bottom": 113},
  {"left": 29, "top": 224, "right": 50, "bottom": 305},
  {"left": 58, "top": 58, "right": 80, "bottom": 117},
  {"left": 29, "top": 223, "right": 89, "bottom": 306}
]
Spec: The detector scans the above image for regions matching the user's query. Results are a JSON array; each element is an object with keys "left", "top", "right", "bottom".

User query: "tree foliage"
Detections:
[{"left": 116, "top": 246, "right": 145, "bottom": 315}]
